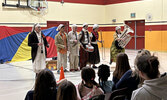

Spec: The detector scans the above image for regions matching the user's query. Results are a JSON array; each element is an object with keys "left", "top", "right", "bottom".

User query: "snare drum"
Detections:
[{"left": 86, "top": 45, "right": 94, "bottom": 52}]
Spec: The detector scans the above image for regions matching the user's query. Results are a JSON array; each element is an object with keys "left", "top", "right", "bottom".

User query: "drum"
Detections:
[{"left": 86, "top": 45, "right": 94, "bottom": 52}]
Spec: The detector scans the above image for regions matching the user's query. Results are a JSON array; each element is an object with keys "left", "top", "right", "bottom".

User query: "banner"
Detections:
[{"left": 0, "top": 26, "right": 58, "bottom": 63}]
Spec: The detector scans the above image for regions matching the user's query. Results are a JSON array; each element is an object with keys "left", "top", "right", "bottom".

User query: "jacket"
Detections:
[
  {"left": 28, "top": 31, "right": 48, "bottom": 62},
  {"left": 131, "top": 73, "right": 167, "bottom": 100},
  {"left": 55, "top": 32, "right": 68, "bottom": 53}
]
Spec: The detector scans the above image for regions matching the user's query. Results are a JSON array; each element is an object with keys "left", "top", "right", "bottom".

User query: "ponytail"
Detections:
[
  {"left": 147, "top": 56, "right": 160, "bottom": 79},
  {"left": 137, "top": 55, "right": 160, "bottom": 79}
]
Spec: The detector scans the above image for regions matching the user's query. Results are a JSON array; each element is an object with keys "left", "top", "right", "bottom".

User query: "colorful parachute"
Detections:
[{"left": 0, "top": 26, "right": 58, "bottom": 63}]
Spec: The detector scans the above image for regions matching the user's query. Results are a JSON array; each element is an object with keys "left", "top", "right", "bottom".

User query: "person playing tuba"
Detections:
[
  {"left": 110, "top": 25, "right": 133, "bottom": 64},
  {"left": 110, "top": 26, "right": 125, "bottom": 64}
]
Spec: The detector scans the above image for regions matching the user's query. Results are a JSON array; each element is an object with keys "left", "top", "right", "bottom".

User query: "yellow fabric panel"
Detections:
[
  {"left": 11, "top": 33, "right": 31, "bottom": 62},
  {"left": 97, "top": 31, "right": 115, "bottom": 48},
  {"left": 145, "top": 31, "right": 167, "bottom": 52}
]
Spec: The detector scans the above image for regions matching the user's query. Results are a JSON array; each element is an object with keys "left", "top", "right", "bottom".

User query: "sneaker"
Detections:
[
  {"left": 64, "top": 69, "right": 69, "bottom": 72},
  {"left": 57, "top": 70, "right": 60, "bottom": 74}
]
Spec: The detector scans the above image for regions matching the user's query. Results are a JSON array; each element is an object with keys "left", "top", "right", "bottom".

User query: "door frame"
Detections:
[{"left": 125, "top": 19, "right": 145, "bottom": 50}]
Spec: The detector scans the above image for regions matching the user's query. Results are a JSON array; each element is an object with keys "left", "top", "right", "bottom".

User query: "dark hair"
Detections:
[
  {"left": 133, "top": 49, "right": 151, "bottom": 77},
  {"left": 57, "top": 80, "right": 77, "bottom": 100},
  {"left": 113, "top": 53, "right": 131, "bottom": 80},
  {"left": 134, "top": 49, "right": 151, "bottom": 67},
  {"left": 98, "top": 64, "right": 110, "bottom": 82},
  {"left": 137, "top": 55, "right": 160, "bottom": 79},
  {"left": 81, "top": 67, "right": 98, "bottom": 86},
  {"left": 79, "top": 67, "right": 100, "bottom": 97},
  {"left": 33, "top": 69, "right": 57, "bottom": 100}
]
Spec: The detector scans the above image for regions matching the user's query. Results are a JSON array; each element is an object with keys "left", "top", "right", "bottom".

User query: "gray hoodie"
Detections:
[{"left": 131, "top": 73, "right": 167, "bottom": 100}]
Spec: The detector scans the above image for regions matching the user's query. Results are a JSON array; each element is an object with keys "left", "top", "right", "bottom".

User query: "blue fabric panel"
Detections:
[
  {"left": 42, "top": 27, "right": 58, "bottom": 39},
  {"left": 0, "top": 32, "right": 28, "bottom": 62}
]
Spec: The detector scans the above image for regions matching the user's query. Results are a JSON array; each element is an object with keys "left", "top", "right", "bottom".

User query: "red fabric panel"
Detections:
[
  {"left": 46, "top": 37, "right": 57, "bottom": 58},
  {"left": 0, "top": 26, "right": 26, "bottom": 40},
  {"left": 12, "top": 27, "right": 48, "bottom": 32}
]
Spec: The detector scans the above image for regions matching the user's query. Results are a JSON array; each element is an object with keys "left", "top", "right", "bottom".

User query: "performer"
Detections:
[
  {"left": 110, "top": 26, "right": 125, "bottom": 64},
  {"left": 28, "top": 23, "right": 49, "bottom": 76},
  {"left": 68, "top": 24, "right": 79, "bottom": 71},
  {"left": 55, "top": 24, "right": 68, "bottom": 74},
  {"left": 89, "top": 24, "right": 101, "bottom": 68},
  {"left": 79, "top": 23, "right": 91, "bottom": 70}
]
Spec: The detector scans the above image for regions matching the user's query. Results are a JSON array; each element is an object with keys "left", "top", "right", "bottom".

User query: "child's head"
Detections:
[
  {"left": 137, "top": 55, "right": 160, "bottom": 80},
  {"left": 81, "top": 67, "right": 95, "bottom": 84},
  {"left": 113, "top": 53, "right": 130, "bottom": 79},
  {"left": 57, "top": 80, "right": 77, "bottom": 100},
  {"left": 98, "top": 64, "right": 110, "bottom": 82},
  {"left": 34, "top": 68, "right": 57, "bottom": 100}
]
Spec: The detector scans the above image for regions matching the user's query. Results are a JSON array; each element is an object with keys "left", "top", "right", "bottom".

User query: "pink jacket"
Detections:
[{"left": 76, "top": 82, "right": 104, "bottom": 100}]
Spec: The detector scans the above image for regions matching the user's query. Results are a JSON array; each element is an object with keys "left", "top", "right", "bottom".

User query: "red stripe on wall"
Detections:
[
  {"left": 48, "top": 0, "right": 105, "bottom": 5},
  {"left": 7, "top": 24, "right": 167, "bottom": 36},
  {"left": 47, "top": 0, "right": 140, "bottom": 5},
  {"left": 105, "top": 0, "right": 140, "bottom": 5},
  {"left": 145, "top": 25, "right": 167, "bottom": 31}
]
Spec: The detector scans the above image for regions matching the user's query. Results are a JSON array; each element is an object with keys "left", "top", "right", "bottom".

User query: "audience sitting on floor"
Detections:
[
  {"left": 131, "top": 55, "right": 167, "bottom": 100},
  {"left": 112, "top": 53, "right": 131, "bottom": 90},
  {"left": 98, "top": 64, "right": 114, "bottom": 93},
  {"left": 113, "top": 49, "right": 151, "bottom": 100},
  {"left": 76, "top": 67, "right": 104, "bottom": 100},
  {"left": 24, "top": 49, "right": 167, "bottom": 100},
  {"left": 57, "top": 80, "right": 78, "bottom": 100},
  {"left": 25, "top": 68, "right": 57, "bottom": 100}
]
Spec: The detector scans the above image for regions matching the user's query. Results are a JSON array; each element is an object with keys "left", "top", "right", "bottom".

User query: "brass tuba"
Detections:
[{"left": 115, "top": 24, "right": 134, "bottom": 49}]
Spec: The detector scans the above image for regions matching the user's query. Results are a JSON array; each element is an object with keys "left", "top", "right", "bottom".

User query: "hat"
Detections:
[
  {"left": 115, "top": 26, "right": 121, "bottom": 30},
  {"left": 71, "top": 24, "right": 77, "bottom": 28},
  {"left": 32, "top": 23, "right": 40, "bottom": 32},
  {"left": 83, "top": 23, "right": 88, "bottom": 27},
  {"left": 93, "top": 24, "right": 99, "bottom": 29},
  {"left": 57, "top": 24, "right": 64, "bottom": 31}
]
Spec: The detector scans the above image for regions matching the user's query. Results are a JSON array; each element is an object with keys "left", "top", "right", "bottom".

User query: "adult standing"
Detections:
[
  {"left": 110, "top": 26, "right": 125, "bottom": 64},
  {"left": 68, "top": 24, "right": 79, "bottom": 71},
  {"left": 89, "top": 24, "right": 101, "bottom": 68},
  {"left": 79, "top": 23, "right": 91, "bottom": 70},
  {"left": 28, "top": 23, "right": 49, "bottom": 76},
  {"left": 55, "top": 24, "right": 68, "bottom": 74}
]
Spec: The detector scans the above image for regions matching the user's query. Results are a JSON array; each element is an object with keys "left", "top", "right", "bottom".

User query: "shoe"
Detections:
[
  {"left": 75, "top": 68, "right": 79, "bottom": 71},
  {"left": 70, "top": 69, "right": 74, "bottom": 71},
  {"left": 57, "top": 70, "right": 60, "bottom": 74},
  {"left": 92, "top": 66, "right": 98, "bottom": 69},
  {"left": 64, "top": 69, "right": 69, "bottom": 72},
  {"left": 109, "top": 60, "right": 113, "bottom": 65}
]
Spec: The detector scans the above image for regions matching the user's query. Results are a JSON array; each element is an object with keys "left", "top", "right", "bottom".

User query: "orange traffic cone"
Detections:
[{"left": 59, "top": 66, "right": 65, "bottom": 81}]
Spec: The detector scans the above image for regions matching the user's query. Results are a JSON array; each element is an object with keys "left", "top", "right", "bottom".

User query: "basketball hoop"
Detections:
[
  {"left": 28, "top": 0, "right": 48, "bottom": 11},
  {"left": 37, "top": 7, "right": 46, "bottom": 11}
]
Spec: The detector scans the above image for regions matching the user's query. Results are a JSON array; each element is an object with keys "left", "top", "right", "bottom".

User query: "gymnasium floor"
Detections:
[{"left": 0, "top": 49, "right": 166, "bottom": 100}]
